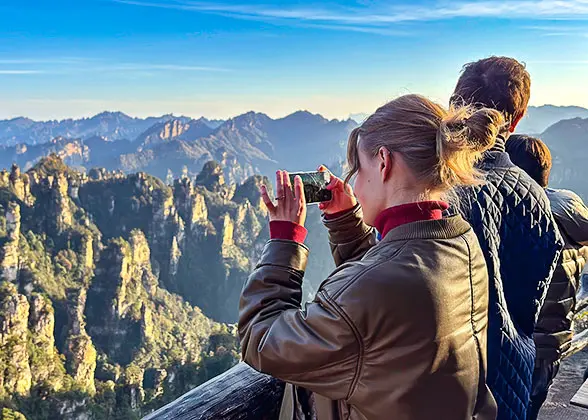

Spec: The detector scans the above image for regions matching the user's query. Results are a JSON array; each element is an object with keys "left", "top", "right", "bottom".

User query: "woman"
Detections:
[{"left": 239, "top": 94, "right": 502, "bottom": 420}]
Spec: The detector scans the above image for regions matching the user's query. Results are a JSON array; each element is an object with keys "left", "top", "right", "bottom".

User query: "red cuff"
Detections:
[{"left": 270, "top": 221, "right": 308, "bottom": 244}]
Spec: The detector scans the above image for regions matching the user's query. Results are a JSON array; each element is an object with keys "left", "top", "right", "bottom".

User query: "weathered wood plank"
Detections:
[
  {"left": 142, "top": 363, "right": 284, "bottom": 420},
  {"left": 570, "top": 378, "right": 588, "bottom": 409}
]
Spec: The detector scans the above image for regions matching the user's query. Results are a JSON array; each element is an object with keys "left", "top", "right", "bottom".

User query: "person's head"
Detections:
[
  {"left": 345, "top": 94, "right": 505, "bottom": 225},
  {"left": 451, "top": 56, "right": 531, "bottom": 135},
  {"left": 505, "top": 134, "right": 552, "bottom": 187}
]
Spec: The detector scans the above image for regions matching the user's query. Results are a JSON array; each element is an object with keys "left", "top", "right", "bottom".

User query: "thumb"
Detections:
[{"left": 326, "top": 174, "right": 344, "bottom": 191}]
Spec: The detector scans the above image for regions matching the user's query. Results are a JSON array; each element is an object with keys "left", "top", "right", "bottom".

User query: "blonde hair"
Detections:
[{"left": 345, "top": 94, "right": 505, "bottom": 192}]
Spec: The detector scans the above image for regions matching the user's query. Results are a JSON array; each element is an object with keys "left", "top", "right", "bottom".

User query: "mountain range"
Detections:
[
  {"left": 0, "top": 110, "right": 357, "bottom": 183},
  {"left": 1, "top": 104, "right": 586, "bottom": 198},
  {"left": 516, "top": 105, "right": 588, "bottom": 134},
  {"left": 0, "top": 112, "right": 224, "bottom": 147},
  {"left": 541, "top": 117, "right": 588, "bottom": 199}
]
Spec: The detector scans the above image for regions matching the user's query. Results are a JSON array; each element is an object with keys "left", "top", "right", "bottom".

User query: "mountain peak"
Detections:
[
  {"left": 280, "top": 110, "right": 328, "bottom": 124},
  {"left": 91, "top": 111, "right": 133, "bottom": 121},
  {"left": 230, "top": 111, "right": 272, "bottom": 125},
  {"left": 6, "top": 116, "right": 35, "bottom": 124}
]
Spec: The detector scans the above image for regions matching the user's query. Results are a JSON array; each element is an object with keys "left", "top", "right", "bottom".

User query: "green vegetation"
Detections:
[{"left": 0, "top": 157, "right": 245, "bottom": 418}]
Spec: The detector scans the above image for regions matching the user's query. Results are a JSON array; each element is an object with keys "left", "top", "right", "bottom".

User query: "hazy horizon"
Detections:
[{"left": 2, "top": 103, "right": 588, "bottom": 125}]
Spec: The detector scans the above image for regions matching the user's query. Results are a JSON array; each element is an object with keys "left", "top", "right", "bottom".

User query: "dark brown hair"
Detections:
[
  {"left": 345, "top": 94, "right": 505, "bottom": 192},
  {"left": 505, "top": 134, "right": 552, "bottom": 187},
  {"left": 450, "top": 56, "right": 531, "bottom": 126}
]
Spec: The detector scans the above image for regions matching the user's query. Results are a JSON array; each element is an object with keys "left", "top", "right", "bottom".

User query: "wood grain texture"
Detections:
[
  {"left": 570, "top": 378, "right": 588, "bottom": 409},
  {"left": 142, "top": 363, "right": 284, "bottom": 420}
]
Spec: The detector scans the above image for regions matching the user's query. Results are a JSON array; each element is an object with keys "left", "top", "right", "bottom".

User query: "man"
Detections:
[
  {"left": 506, "top": 134, "right": 588, "bottom": 419},
  {"left": 451, "top": 56, "right": 563, "bottom": 420}
]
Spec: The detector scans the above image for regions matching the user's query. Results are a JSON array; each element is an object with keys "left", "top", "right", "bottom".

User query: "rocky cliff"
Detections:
[
  {"left": 0, "top": 154, "right": 339, "bottom": 418},
  {"left": 0, "top": 156, "right": 240, "bottom": 419}
]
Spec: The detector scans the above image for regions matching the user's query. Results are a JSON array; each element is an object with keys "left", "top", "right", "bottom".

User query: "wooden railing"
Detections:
[
  {"left": 142, "top": 363, "right": 284, "bottom": 420},
  {"left": 144, "top": 273, "right": 588, "bottom": 420}
]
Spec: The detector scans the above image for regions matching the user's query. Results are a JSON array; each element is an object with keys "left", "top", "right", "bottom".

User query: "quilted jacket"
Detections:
[
  {"left": 534, "top": 189, "right": 588, "bottom": 363},
  {"left": 456, "top": 136, "right": 563, "bottom": 420}
]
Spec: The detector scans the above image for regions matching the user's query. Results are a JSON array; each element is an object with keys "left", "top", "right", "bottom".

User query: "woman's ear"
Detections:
[{"left": 378, "top": 147, "right": 392, "bottom": 182}]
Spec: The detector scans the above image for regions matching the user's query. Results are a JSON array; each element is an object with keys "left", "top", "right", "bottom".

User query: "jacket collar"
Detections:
[
  {"left": 479, "top": 134, "right": 516, "bottom": 170},
  {"left": 374, "top": 201, "right": 449, "bottom": 239},
  {"left": 490, "top": 133, "right": 507, "bottom": 153},
  {"left": 378, "top": 214, "right": 471, "bottom": 243}
]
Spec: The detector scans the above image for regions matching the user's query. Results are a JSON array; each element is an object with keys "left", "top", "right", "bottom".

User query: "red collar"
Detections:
[{"left": 374, "top": 201, "right": 449, "bottom": 238}]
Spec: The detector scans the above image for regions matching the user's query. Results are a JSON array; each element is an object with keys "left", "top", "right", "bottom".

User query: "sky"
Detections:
[{"left": 0, "top": 0, "right": 587, "bottom": 121}]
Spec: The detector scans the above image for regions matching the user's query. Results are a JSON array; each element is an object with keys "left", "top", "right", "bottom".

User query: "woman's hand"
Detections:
[
  {"left": 317, "top": 165, "right": 357, "bottom": 215},
  {"left": 260, "top": 170, "right": 307, "bottom": 226}
]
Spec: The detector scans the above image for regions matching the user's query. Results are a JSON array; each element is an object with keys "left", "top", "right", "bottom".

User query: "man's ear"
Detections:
[
  {"left": 378, "top": 147, "right": 392, "bottom": 182},
  {"left": 509, "top": 113, "right": 525, "bottom": 133}
]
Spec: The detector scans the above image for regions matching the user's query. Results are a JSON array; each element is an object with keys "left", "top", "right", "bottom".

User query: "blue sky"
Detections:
[{"left": 1, "top": 0, "right": 587, "bottom": 120}]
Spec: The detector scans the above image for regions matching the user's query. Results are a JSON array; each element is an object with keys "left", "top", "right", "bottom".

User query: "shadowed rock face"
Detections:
[{"left": 0, "top": 282, "right": 31, "bottom": 397}]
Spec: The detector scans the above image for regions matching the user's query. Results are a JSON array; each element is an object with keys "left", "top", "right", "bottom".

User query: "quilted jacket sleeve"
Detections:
[
  {"left": 547, "top": 189, "right": 588, "bottom": 246},
  {"left": 501, "top": 178, "right": 564, "bottom": 337}
]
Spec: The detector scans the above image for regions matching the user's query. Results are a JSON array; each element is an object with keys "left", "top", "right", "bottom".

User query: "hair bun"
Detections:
[
  {"left": 435, "top": 105, "right": 505, "bottom": 188},
  {"left": 436, "top": 106, "right": 504, "bottom": 157},
  {"left": 463, "top": 108, "right": 504, "bottom": 152}
]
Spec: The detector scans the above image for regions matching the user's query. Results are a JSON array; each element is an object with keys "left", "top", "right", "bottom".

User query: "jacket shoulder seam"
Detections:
[{"left": 330, "top": 241, "right": 409, "bottom": 301}]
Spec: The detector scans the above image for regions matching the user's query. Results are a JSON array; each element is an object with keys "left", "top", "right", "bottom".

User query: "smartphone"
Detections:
[{"left": 289, "top": 171, "right": 332, "bottom": 204}]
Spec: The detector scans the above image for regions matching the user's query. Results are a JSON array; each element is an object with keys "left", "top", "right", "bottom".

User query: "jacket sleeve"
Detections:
[
  {"left": 322, "top": 205, "right": 377, "bottom": 266},
  {"left": 550, "top": 190, "right": 588, "bottom": 246},
  {"left": 502, "top": 187, "right": 564, "bottom": 336},
  {"left": 238, "top": 240, "right": 360, "bottom": 401}
]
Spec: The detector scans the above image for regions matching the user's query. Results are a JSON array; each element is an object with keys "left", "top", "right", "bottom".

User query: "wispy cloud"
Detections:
[
  {"left": 0, "top": 58, "right": 92, "bottom": 65},
  {"left": 0, "top": 58, "right": 230, "bottom": 76},
  {"left": 102, "top": 63, "right": 230, "bottom": 72},
  {"left": 525, "top": 24, "right": 588, "bottom": 36},
  {"left": 112, "top": 0, "right": 588, "bottom": 29},
  {"left": 0, "top": 70, "right": 44, "bottom": 75}
]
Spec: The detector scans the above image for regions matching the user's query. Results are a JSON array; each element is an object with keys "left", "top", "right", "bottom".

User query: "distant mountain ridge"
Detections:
[
  {"left": 0, "top": 112, "right": 220, "bottom": 146},
  {"left": 0, "top": 110, "right": 357, "bottom": 184},
  {"left": 3, "top": 105, "right": 586, "bottom": 199},
  {"left": 117, "top": 110, "right": 356, "bottom": 181},
  {"left": 350, "top": 105, "right": 588, "bottom": 135},
  {"left": 517, "top": 105, "right": 588, "bottom": 135},
  {"left": 539, "top": 116, "right": 588, "bottom": 200}
]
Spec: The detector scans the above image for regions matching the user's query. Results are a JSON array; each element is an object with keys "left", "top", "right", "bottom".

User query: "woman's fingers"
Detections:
[
  {"left": 260, "top": 184, "right": 276, "bottom": 214},
  {"left": 293, "top": 175, "right": 306, "bottom": 208},
  {"left": 275, "top": 170, "right": 285, "bottom": 201},
  {"left": 282, "top": 170, "right": 292, "bottom": 199},
  {"left": 326, "top": 174, "right": 344, "bottom": 191}
]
